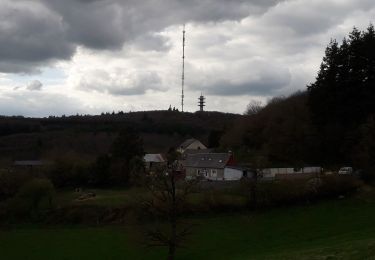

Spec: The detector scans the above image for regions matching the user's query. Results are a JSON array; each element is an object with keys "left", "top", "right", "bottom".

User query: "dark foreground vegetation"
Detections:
[
  {"left": 1, "top": 25, "right": 375, "bottom": 259},
  {"left": 2, "top": 189, "right": 375, "bottom": 259}
]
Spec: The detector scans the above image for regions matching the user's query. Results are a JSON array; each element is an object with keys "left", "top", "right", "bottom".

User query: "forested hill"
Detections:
[{"left": 0, "top": 111, "right": 241, "bottom": 162}]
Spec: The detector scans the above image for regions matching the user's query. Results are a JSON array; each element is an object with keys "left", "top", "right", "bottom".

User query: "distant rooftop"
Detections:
[
  {"left": 179, "top": 138, "right": 199, "bottom": 149},
  {"left": 183, "top": 153, "right": 232, "bottom": 169},
  {"left": 13, "top": 160, "right": 49, "bottom": 166},
  {"left": 144, "top": 154, "right": 165, "bottom": 163}
]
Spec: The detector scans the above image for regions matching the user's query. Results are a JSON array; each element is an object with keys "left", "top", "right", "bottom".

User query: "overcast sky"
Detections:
[{"left": 0, "top": 0, "right": 374, "bottom": 117}]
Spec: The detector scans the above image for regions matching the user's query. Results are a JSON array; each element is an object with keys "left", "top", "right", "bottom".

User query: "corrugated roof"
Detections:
[
  {"left": 183, "top": 153, "right": 231, "bottom": 169},
  {"left": 144, "top": 154, "right": 165, "bottom": 163}
]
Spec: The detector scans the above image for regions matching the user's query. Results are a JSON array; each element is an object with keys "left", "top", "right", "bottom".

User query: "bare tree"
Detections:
[
  {"left": 141, "top": 165, "right": 200, "bottom": 260},
  {"left": 245, "top": 100, "right": 264, "bottom": 115}
]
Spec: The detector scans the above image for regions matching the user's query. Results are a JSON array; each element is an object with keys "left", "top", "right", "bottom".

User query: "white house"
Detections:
[
  {"left": 177, "top": 138, "right": 207, "bottom": 154},
  {"left": 183, "top": 153, "right": 248, "bottom": 181}
]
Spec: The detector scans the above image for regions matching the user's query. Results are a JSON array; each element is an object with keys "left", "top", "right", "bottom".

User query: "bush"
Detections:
[
  {"left": 46, "top": 160, "right": 91, "bottom": 188},
  {"left": 7, "top": 178, "right": 55, "bottom": 219},
  {"left": 255, "top": 179, "right": 315, "bottom": 206},
  {"left": 358, "top": 167, "right": 375, "bottom": 183},
  {"left": 47, "top": 205, "right": 129, "bottom": 225},
  {"left": 241, "top": 176, "right": 361, "bottom": 208},
  {"left": 0, "top": 170, "right": 32, "bottom": 200},
  {"left": 318, "top": 175, "right": 361, "bottom": 198},
  {"left": 91, "top": 155, "right": 111, "bottom": 187},
  {"left": 48, "top": 205, "right": 106, "bottom": 225}
]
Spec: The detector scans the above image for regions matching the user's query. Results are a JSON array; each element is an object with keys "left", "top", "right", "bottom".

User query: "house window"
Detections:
[
  {"left": 211, "top": 169, "right": 217, "bottom": 178},
  {"left": 197, "top": 169, "right": 208, "bottom": 177}
]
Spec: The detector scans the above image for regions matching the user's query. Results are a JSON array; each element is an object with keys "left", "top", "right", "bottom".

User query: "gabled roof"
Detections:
[
  {"left": 144, "top": 154, "right": 165, "bottom": 163},
  {"left": 179, "top": 138, "right": 199, "bottom": 149},
  {"left": 183, "top": 153, "right": 232, "bottom": 169}
]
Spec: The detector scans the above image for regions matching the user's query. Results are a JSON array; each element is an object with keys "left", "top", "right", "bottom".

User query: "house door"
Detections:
[{"left": 211, "top": 169, "right": 217, "bottom": 179}]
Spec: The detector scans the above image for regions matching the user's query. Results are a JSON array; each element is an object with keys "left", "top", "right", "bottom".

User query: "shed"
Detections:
[
  {"left": 144, "top": 154, "right": 166, "bottom": 171},
  {"left": 224, "top": 166, "right": 247, "bottom": 181}
]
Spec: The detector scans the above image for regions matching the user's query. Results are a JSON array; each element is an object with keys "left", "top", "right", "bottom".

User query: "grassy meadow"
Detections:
[{"left": 2, "top": 189, "right": 375, "bottom": 259}]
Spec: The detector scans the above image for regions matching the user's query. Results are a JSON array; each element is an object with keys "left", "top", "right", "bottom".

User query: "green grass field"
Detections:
[{"left": 2, "top": 193, "right": 375, "bottom": 260}]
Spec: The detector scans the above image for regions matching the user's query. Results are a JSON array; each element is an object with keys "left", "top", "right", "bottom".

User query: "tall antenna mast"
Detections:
[{"left": 181, "top": 24, "right": 186, "bottom": 112}]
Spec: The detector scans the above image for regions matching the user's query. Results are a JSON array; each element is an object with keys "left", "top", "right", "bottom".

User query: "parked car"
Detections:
[{"left": 338, "top": 167, "right": 353, "bottom": 175}]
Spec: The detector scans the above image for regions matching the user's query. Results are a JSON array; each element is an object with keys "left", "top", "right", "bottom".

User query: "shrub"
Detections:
[
  {"left": 241, "top": 176, "right": 361, "bottom": 208},
  {"left": 318, "top": 175, "right": 361, "bottom": 198},
  {"left": 91, "top": 155, "right": 111, "bottom": 187},
  {"left": 255, "top": 179, "right": 315, "bottom": 206},
  {"left": 48, "top": 205, "right": 107, "bottom": 225},
  {"left": 0, "top": 170, "right": 32, "bottom": 200},
  {"left": 7, "top": 178, "right": 55, "bottom": 219},
  {"left": 46, "top": 160, "right": 91, "bottom": 188},
  {"left": 358, "top": 167, "right": 375, "bottom": 183}
]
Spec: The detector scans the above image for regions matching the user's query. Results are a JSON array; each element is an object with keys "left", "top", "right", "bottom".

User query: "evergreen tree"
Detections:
[
  {"left": 307, "top": 24, "right": 375, "bottom": 165},
  {"left": 308, "top": 25, "right": 375, "bottom": 127},
  {"left": 110, "top": 128, "right": 144, "bottom": 184}
]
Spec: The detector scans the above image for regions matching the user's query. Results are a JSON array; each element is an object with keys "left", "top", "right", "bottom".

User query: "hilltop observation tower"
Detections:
[{"left": 198, "top": 93, "right": 206, "bottom": 112}]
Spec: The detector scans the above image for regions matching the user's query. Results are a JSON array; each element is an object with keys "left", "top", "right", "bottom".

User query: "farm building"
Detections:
[
  {"left": 13, "top": 160, "right": 51, "bottom": 174},
  {"left": 177, "top": 138, "right": 207, "bottom": 154},
  {"left": 224, "top": 166, "right": 252, "bottom": 180},
  {"left": 144, "top": 154, "right": 166, "bottom": 171},
  {"left": 261, "top": 167, "right": 322, "bottom": 180},
  {"left": 183, "top": 153, "right": 246, "bottom": 181}
]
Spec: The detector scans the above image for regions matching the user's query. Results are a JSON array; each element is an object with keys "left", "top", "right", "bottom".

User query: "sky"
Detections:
[{"left": 0, "top": 0, "right": 374, "bottom": 117}]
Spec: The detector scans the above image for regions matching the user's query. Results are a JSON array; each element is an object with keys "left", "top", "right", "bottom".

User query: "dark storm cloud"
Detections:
[
  {"left": 0, "top": 1, "right": 74, "bottom": 73},
  {"left": 41, "top": 0, "right": 283, "bottom": 49},
  {"left": 41, "top": 0, "right": 126, "bottom": 50},
  {"left": 131, "top": 33, "right": 171, "bottom": 52},
  {"left": 0, "top": 0, "right": 283, "bottom": 73}
]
